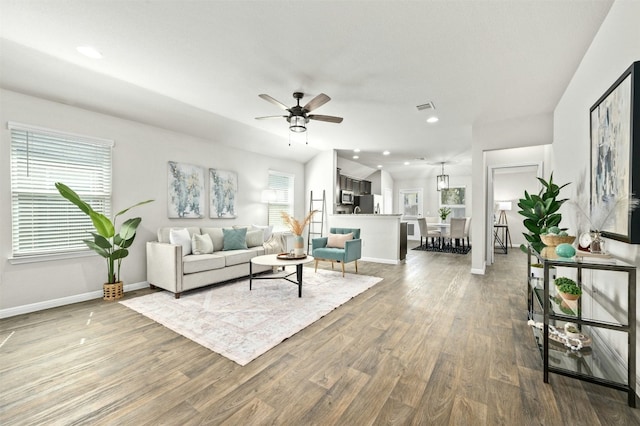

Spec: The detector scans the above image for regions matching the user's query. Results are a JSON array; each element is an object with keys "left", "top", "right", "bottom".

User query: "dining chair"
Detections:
[
  {"left": 446, "top": 217, "right": 467, "bottom": 250},
  {"left": 463, "top": 217, "right": 471, "bottom": 247},
  {"left": 418, "top": 217, "right": 441, "bottom": 248}
]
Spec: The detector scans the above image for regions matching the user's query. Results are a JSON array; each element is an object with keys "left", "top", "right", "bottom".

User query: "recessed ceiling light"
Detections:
[
  {"left": 404, "top": 161, "right": 410, "bottom": 165},
  {"left": 383, "top": 150, "right": 390, "bottom": 155},
  {"left": 377, "top": 165, "right": 383, "bottom": 168},
  {"left": 353, "top": 148, "right": 360, "bottom": 153},
  {"left": 353, "top": 155, "right": 359, "bottom": 159},
  {"left": 427, "top": 116, "right": 439, "bottom": 123},
  {"left": 76, "top": 45, "right": 103, "bottom": 59}
]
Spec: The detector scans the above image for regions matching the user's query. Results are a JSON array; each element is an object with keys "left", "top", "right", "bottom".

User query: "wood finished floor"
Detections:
[{"left": 2, "top": 243, "right": 640, "bottom": 425}]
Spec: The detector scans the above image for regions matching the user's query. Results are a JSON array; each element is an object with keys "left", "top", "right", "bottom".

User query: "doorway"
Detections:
[{"left": 486, "top": 163, "right": 542, "bottom": 265}]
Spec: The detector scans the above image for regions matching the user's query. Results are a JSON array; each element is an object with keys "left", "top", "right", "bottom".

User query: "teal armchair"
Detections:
[{"left": 312, "top": 227, "right": 361, "bottom": 276}]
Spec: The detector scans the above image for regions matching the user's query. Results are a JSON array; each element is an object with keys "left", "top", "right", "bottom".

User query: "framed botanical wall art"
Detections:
[
  {"left": 440, "top": 186, "right": 466, "bottom": 207},
  {"left": 210, "top": 169, "right": 238, "bottom": 219},
  {"left": 590, "top": 61, "right": 640, "bottom": 243},
  {"left": 167, "top": 161, "right": 205, "bottom": 218}
]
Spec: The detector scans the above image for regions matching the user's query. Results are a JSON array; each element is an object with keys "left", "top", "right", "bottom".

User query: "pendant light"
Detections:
[{"left": 436, "top": 162, "right": 449, "bottom": 191}]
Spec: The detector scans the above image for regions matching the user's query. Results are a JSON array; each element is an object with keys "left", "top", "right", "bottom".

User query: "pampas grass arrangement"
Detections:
[{"left": 281, "top": 210, "right": 318, "bottom": 236}]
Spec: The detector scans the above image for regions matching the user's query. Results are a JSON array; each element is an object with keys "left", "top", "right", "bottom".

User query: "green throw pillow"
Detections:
[{"left": 223, "top": 227, "right": 248, "bottom": 250}]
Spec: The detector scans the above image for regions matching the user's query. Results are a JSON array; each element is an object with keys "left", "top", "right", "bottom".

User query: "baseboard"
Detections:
[
  {"left": 590, "top": 327, "right": 640, "bottom": 398},
  {"left": 471, "top": 266, "right": 486, "bottom": 275},
  {"left": 360, "top": 256, "right": 401, "bottom": 265},
  {"left": 0, "top": 281, "right": 148, "bottom": 319}
]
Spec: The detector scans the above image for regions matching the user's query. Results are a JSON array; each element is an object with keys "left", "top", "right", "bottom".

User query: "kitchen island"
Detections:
[{"left": 328, "top": 214, "right": 406, "bottom": 264}]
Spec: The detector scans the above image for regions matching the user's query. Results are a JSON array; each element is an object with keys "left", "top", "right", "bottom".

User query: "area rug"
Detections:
[
  {"left": 412, "top": 244, "right": 471, "bottom": 254},
  {"left": 120, "top": 269, "right": 382, "bottom": 365}
]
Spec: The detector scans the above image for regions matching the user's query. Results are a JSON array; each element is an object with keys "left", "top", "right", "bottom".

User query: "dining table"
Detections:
[{"left": 427, "top": 222, "right": 450, "bottom": 249}]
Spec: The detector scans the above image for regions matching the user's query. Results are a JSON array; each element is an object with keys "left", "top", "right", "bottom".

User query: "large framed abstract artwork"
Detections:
[
  {"left": 167, "top": 161, "right": 205, "bottom": 218},
  {"left": 590, "top": 61, "right": 640, "bottom": 243},
  {"left": 210, "top": 169, "right": 238, "bottom": 219}
]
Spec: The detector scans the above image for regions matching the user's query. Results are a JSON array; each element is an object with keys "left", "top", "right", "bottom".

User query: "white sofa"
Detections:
[{"left": 146, "top": 226, "right": 285, "bottom": 298}]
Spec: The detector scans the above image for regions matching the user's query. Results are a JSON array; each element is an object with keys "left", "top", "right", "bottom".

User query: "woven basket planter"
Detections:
[{"left": 103, "top": 282, "right": 124, "bottom": 301}]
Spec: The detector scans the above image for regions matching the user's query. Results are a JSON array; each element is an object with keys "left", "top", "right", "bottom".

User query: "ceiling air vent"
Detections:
[{"left": 416, "top": 102, "right": 435, "bottom": 111}]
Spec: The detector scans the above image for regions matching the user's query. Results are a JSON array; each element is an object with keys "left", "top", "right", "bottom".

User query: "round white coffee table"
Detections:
[{"left": 250, "top": 254, "right": 314, "bottom": 297}]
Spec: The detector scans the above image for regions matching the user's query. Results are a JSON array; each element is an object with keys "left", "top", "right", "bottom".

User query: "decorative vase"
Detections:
[
  {"left": 293, "top": 235, "right": 304, "bottom": 256},
  {"left": 590, "top": 231, "right": 604, "bottom": 254}
]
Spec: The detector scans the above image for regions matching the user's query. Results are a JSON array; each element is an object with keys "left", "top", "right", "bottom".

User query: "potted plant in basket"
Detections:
[
  {"left": 517, "top": 173, "right": 570, "bottom": 253},
  {"left": 55, "top": 182, "right": 154, "bottom": 300},
  {"left": 554, "top": 277, "right": 581, "bottom": 301}
]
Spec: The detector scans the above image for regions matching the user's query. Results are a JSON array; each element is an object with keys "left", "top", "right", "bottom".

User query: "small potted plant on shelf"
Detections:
[{"left": 554, "top": 276, "right": 581, "bottom": 301}]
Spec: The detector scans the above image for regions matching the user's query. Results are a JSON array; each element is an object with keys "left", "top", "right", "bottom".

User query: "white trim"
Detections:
[
  {"left": 7, "top": 121, "right": 114, "bottom": 147},
  {"left": 0, "top": 281, "right": 148, "bottom": 319},
  {"left": 360, "top": 256, "right": 402, "bottom": 265},
  {"left": 9, "top": 250, "right": 97, "bottom": 265}
]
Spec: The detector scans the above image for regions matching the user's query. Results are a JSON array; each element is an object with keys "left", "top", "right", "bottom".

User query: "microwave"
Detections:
[{"left": 341, "top": 190, "right": 354, "bottom": 204}]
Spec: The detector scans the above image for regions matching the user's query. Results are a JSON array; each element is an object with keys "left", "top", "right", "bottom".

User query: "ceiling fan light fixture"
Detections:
[
  {"left": 289, "top": 115, "right": 307, "bottom": 132},
  {"left": 436, "top": 162, "right": 449, "bottom": 191}
]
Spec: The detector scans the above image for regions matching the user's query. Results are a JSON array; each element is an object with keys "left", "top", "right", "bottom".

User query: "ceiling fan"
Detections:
[{"left": 255, "top": 92, "right": 343, "bottom": 132}]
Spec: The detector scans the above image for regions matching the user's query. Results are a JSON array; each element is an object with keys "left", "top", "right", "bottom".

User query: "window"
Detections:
[
  {"left": 9, "top": 122, "right": 113, "bottom": 260},
  {"left": 267, "top": 170, "right": 294, "bottom": 231}
]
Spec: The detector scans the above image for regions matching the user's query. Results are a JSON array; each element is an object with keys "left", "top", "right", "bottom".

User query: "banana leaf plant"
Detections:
[
  {"left": 517, "top": 173, "right": 570, "bottom": 253},
  {"left": 55, "top": 182, "right": 154, "bottom": 284}
]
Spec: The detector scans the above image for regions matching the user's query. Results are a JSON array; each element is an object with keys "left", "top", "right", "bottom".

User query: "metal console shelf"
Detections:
[{"left": 527, "top": 246, "right": 637, "bottom": 407}]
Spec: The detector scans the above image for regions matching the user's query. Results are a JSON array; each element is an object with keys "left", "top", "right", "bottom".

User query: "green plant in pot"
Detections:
[
  {"left": 554, "top": 277, "right": 581, "bottom": 301},
  {"left": 517, "top": 173, "right": 570, "bottom": 253},
  {"left": 438, "top": 206, "right": 451, "bottom": 221},
  {"left": 55, "top": 182, "right": 154, "bottom": 293}
]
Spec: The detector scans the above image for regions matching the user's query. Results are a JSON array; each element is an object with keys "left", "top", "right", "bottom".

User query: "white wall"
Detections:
[
  {"left": 0, "top": 90, "right": 305, "bottom": 315},
  {"left": 471, "top": 114, "right": 554, "bottom": 273},
  {"left": 552, "top": 0, "right": 640, "bottom": 391},
  {"left": 304, "top": 149, "right": 335, "bottom": 240}
]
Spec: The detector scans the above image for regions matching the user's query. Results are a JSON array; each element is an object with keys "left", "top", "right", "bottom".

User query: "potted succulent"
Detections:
[
  {"left": 56, "top": 182, "right": 154, "bottom": 300},
  {"left": 517, "top": 173, "right": 570, "bottom": 253},
  {"left": 554, "top": 277, "right": 581, "bottom": 301}
]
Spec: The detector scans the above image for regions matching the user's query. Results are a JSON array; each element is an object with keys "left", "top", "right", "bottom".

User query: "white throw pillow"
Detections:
[
  {"left": 251, "top": 224, "right": 273, "bottom": 242},
  {"left": 169, "top": 228, "right": 192, "bottom": 256},
  {"left": 327, "top": 232, "right": 353, "bottom": 249},
  {"left": 245, "top": 230, "right": 264, "bottom": 248},
  {"left": 191, "top": 233, "right": 214, "bottom": 255}
]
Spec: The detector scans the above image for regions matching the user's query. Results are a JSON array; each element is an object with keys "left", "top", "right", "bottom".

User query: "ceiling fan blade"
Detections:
[
  {"left": 308, "top": 114, "right": 343, "bottom": 123},
  {"left": 259, "top": 94, "right": 290, "bottom": 111},
  {"left": 303, "top": 93, "right": 330, "bottom": 112},
  {"left": 255, "top": 115, "right": 288, "bottom": 120}
]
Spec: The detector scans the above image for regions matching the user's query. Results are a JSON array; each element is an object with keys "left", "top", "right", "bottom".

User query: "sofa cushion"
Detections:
[
  {"left": 158, "top": 226, "right": 201, "bottom": 244},
  {"left": 221, "top": 249, "right": 256, "bottom": 266},
  {"left": 183, "top": 253, "right": 226, "bottom": 274},
  {"left": 191, "top": 233, "right": 214, "bottom": 255},
  {"left": 169, "top": 228, "right": 192, "bottom": 256},
  {"left": 223, "top": 227, "right": 248, "bottom": 250},
  {"left": 245, "top": 229, "right": 264, "bottom": 248},
  {"left": 327, "top": 232, "right": 353, "bottom": 249},
  {"left": 200, "top": 227, "right": 224, "bottom": 251},
  {"left": 252, "top": 224, "right": 273, "bottom": 242}
]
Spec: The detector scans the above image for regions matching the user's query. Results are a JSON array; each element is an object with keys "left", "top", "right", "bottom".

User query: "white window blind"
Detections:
[
  {"left": 9, "top": 122, "right": 114, "bottom": 258},
  {"left": 267, "top": 170, "right": 294, "bottom": 231}
]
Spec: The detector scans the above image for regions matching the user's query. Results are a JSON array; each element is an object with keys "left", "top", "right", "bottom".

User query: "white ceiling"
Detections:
[{"left": 0, "top": 0, "right": 613, "bottom": 180}]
